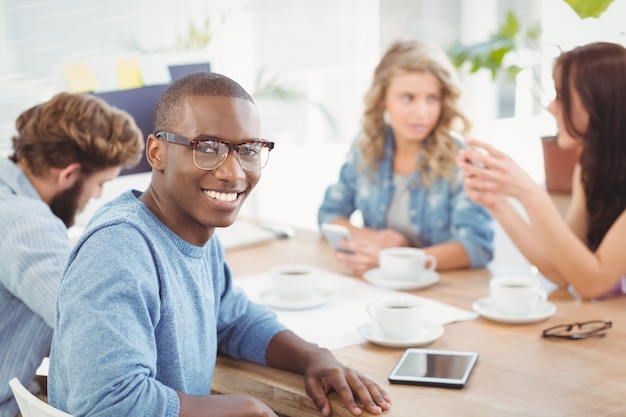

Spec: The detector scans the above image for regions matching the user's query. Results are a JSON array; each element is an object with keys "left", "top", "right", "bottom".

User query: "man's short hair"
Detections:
[
  {"left": 10, "top": 92, "right": 144, "bottom": 176},
  {"left": 154, "top": 72, "right": 254, "bottom": 133}
]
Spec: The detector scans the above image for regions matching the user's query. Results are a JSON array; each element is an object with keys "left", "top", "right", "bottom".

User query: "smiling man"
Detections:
[{"left": 48, "top": 72, "right": 391, "bottom": 417}]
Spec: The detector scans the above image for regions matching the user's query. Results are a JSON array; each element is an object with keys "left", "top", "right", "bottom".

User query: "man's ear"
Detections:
[
  {"left": 56, "top": 163, "right": 82, "bottom": 190},
  {"left": 145, "top": 133, "right": 165, "bottom": 170}
]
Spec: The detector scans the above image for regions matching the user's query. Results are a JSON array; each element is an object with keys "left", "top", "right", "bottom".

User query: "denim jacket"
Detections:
[{"left": 318, "top": 128, "right": 494, "bottom": 268}]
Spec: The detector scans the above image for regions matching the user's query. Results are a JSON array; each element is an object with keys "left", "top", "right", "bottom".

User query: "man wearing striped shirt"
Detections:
[{"left": 0, "top": 92, "right": 144, "bottom": 417}]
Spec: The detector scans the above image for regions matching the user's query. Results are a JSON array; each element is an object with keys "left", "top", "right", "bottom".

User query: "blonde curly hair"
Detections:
[{"left": 360, "top": 39, "right": 471, "bottom": 186}]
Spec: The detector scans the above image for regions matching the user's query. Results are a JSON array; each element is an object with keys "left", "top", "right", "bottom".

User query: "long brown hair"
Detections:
[
  {"left": 10, "top": 92, "right": 144, "bottom": 176},
  {"left": 555, "top": 42, "right": 626, "bottom": 250},
  {"left": 360, "top": 39, "right": 471, "bottom": 185}
]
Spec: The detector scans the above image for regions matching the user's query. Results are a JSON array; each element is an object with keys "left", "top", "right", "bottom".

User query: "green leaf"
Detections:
[
  {"left": 446, "top": 9, "right": 541, "bottom": 82},
  {"left": 563, "top": 0, "right": 614, "bottom": 19},
  {"left": 524, "top": 22, "right": 543, "bottom": 43},
  {"left": 498, "top": 11, "right": 520, "bottom": 39},
  {"left": 505, "top": 65, "right": 522, "bottom": 80},
  {"left": 448, "top": 35, "right": 516, "bottom": 80},
  {"left": 176, "top": 17, "right": 212, "bottom": 50}
]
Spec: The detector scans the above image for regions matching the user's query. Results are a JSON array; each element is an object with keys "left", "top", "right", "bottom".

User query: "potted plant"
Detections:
[{"left": 448, "top": 1, "right": 615, "bottom": 193}]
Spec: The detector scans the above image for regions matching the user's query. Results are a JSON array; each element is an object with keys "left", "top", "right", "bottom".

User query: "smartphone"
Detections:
[
  {"left": 388, "top": 348, "right": 479, "bottom": 389},
  {"left": 450, "top": 131, "right": 485, "bottom": 168},
  {"left": 321, "top": 223, "right": 355, "bottom": 254},
  {"left": 466, "top": 156, "right": 485, "bottom": 168}
]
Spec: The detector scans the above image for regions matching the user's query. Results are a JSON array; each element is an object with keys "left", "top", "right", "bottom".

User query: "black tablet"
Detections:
[{"left": 388, "top": 348, "right": 478, "bottom": 389}]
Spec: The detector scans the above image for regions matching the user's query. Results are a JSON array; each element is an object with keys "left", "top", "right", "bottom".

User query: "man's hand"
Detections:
[{"left": 266, "top": 332, "right": 391, "bottom": 416}]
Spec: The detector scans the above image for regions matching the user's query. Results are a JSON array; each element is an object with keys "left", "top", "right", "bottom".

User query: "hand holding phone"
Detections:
[
  {"left": 321, "top": 223, "right": 355, "bottom": 254},
  {"left": 452, "top": 132, "right": 487, "bottom": 168},
  {"left": 464, "top": 142, "right": 488, "bottom": 168}
]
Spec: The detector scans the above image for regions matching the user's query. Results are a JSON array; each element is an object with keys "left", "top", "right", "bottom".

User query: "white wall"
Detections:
[{"left": 3, "top": 0, "right": 625, "bottom": 233}]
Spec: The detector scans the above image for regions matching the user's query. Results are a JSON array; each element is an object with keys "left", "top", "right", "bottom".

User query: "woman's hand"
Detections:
[
  {"left": 457, "top": 139, "right": 538, "bottom": 208},
  {"left": 368, "top": 228, "right": 409, "bottom": 248},
  {"left": 333, "top": 229, "right": 408, "bottom": 276},
  {"left": 333, "top": 238, "right": 383, "bottom": 276}
]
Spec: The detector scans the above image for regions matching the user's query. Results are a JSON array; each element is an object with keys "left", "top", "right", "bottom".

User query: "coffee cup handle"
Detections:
[{"left": 425, "top": 254, "right": 437, "bottom": 272}]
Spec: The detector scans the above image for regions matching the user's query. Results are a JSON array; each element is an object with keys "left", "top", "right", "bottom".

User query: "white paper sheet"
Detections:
[{"left": 235, "top": 270, "right": 477, "bottom": 349}]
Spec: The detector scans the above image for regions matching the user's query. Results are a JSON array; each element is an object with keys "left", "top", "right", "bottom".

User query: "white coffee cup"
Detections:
[
  {"left": 366, "top": 296, "right": 425, "bottom": 340},
  {"left": 490, "top": 275, "right": 547, "bottom": 316},
  {"left": 270, "top": 264, "right": 318, "bottom": 301},
  {"left": 379, "top": 247, "right": 437, "bottom": 280}
]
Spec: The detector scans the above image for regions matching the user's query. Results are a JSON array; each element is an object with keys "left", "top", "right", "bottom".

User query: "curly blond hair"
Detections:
[
  {"left": 360, "top": 39, "right": 471, "bottom": 186},
  {"left": 11, "top": 92, "right": 144, "bottom": 177}
]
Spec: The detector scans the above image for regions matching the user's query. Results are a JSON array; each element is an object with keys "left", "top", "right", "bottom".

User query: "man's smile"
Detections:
[{"left": 203, "top": 189, "right": 242, "bottom": 203}]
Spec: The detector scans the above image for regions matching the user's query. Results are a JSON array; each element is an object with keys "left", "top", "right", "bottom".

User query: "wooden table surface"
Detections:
[{"left": 217, "top": 228, "right": 626, "bottom": 417}]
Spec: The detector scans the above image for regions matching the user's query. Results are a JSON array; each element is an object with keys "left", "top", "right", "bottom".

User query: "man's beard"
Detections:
[{"left": 49, "top": 174, "right": 84, "bottom": 228}]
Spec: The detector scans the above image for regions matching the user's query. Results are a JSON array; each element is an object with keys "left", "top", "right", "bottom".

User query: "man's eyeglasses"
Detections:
[
  {"left": 156, "top": 131, "right": 274, "bottom": 171},
  {"left": 542, "top": 320, "right": 612, "bottom": 340}
]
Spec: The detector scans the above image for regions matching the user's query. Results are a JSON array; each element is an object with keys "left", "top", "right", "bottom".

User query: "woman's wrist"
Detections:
[
  {"left": 483, "top": 194, "right": 509, "bottom": 217},
  {"left": 519, "top": 183, "right": 551, "bottom": 212}
]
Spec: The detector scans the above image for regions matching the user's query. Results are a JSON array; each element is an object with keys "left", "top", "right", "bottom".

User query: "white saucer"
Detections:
[
  {"left": 363, "top": 268, "right": 440, "bottom": 290},
  {"left": 259, "top": 288, "right": 332, "bottom": 310},
  {"left": 472, "top": 297, "right": 557, "bottom": 324},
  {"left": 357, "top": 321, "right": 444, "bottom": 348}
]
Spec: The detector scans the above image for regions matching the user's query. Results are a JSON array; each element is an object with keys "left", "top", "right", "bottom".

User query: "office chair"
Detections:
[{"left": 8, "top": 377, "right": 72, "bottom": 417}]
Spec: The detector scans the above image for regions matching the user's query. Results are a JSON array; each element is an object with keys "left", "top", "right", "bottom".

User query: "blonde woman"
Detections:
[{"left": 318, "top": 39, "right": 494, "bottom": 275}]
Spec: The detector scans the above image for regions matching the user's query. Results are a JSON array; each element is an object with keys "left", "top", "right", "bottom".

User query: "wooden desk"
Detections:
[{"left": 217, "top": 229, "right": 626, "bottom": 417}]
